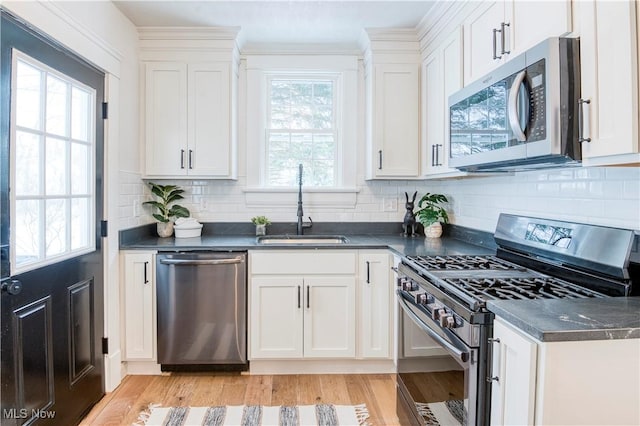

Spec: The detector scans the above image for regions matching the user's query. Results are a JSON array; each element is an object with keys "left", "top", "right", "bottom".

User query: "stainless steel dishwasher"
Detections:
[{"left": 156, "top": 252, "right": 247, "bottom": 371}]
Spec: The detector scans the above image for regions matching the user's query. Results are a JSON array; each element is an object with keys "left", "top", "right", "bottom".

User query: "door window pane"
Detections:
[
  {"left": 15, "top": 131, "right": 41, "bottom": 196},
  {"left": 45, "top": 199, "right": 68, "bottom": 257},
  {"left": 45, "top": 136, "right": 67, "bottom": 195},
  {"left": 11, "top": 50, "right": 96, "bottom": 273},
  {"left": 16, "top": 61, "right": 42, "bottom": 130}
]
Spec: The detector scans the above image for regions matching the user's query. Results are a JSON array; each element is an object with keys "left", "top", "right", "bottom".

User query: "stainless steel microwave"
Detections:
[{"left": 448, "top": 37, "right": 582, "bottom": 171}]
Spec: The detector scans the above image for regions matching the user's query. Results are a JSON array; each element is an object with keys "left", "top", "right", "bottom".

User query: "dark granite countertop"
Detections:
[
  {"left": 119, "top": 233, "right": 495, "bottom": 258},
  {"left": 487, "top": 297, "right": 640, "bottom": 342}
]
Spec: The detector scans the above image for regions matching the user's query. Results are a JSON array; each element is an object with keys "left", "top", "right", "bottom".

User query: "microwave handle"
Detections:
[{"left": 508, "top": 70, "right": 528, "bottom": 142}]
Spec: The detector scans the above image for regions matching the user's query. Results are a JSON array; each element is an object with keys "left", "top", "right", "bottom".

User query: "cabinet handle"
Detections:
[
  {"left": 143, "top": 261, "right": 149, "bottom": 284},
  {"left": 366, "top": 261, "right": 371, "bottom": 284},
  {"left": 306, "top": 285, "right": 310, "bottom": 309},
  {"left": 431, "top": 145, "right": 436, "bottom": 167},
  {"left": 436, "top": 144, "right": 443, "bottom": 166},
  {"left": 486, "top": 337, "right": 501, "bottom": 383},
  {"left": 188, "top": 149, "right": 193, "bottom": 169},
  {"left": 492, "top": 28, "right": 502, "bottom": 60},
  {"left": 578, "top": 99, "right": 591, "bottom": 143},
  {"left": 500, "top": 22, "right": 510, "bottom": 55},
  {"left": 378, "top": 150, "right": 383, "bottom": 170},
  {"left": 180, "top": 149, "right": 185, "bottom": 169},
  {"left": 298, "top": 285, "right": 301, "bottom": 309}
]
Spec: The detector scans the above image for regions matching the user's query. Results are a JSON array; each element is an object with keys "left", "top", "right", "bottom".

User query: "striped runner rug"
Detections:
[{"left": 137, "top": 403, "right": 370, "bottom": 426}]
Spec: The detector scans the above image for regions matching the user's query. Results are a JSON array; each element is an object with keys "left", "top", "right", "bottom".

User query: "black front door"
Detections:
[{"left": 1, "top": 10, "right": 105, "bottom": 425}]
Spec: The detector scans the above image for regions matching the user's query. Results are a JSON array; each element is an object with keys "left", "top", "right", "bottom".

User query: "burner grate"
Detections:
[
  {"left": 443, "top": 276, "right": 605, "bottom": 302},
  {"left": 406, "top": 255, "right": 521, "bottom": 271}
]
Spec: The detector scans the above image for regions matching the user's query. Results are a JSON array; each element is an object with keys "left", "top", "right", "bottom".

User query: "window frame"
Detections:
[
  {"left": 9, "top": 49, "right": 97, "bottom": 274},
  {"left": 264, "top": 72, "right": 341, "bottom": 188},
  {"left": 244, "top": 54, "right": 359, "bottom": 208}
]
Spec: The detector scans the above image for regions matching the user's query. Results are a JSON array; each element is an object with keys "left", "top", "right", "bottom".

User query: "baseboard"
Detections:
[
  {"left": 123, "top": 360, "right": 163, "bottom": 375},
  {"left": 104, "top": 349, "right": 122, "bottom": 392},
  {"left": 249, "top": 359, "right": 396, "bottom": 375}
]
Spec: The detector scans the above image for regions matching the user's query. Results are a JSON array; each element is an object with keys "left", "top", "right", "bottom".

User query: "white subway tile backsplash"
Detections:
[{"left": 117, "top": 167, "right": 640, "bottom": 232}]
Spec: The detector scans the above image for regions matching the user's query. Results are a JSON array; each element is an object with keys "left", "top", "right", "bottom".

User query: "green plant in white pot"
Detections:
[
  {"left": 143, "top": 182, "right": 190, "bottom": 237},
  {"left": 415, "top": 193, "right": 449, "bottom": 238}
]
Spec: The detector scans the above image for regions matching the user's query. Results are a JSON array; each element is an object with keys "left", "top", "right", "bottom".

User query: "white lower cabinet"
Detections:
[
  {"left": 358, "top": 251, "right": 392, "bottom": 358},
  {"left": 249, "top": 251, "right": 356, "bottom": 359},
  {"left": 120, "top": 251, "right": 156, "bottom": 361},
  {"left": 490, "top": 318, "right": 537, "bottom": 426},
  {"left": 491, "top": 317, "right": 640, "bottom": 425}
]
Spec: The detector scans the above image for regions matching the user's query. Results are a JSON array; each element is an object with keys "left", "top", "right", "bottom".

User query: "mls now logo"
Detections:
[{"left": 3, "top": 408, "right": 56, "bottom": 419}]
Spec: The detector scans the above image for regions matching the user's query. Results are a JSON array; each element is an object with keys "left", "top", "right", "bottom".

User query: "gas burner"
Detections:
[
  {"left": 443, "top": 276, "right": 606, "bottom": 304},
  {"left": 405, "top": 255, "right": 521, "bottom": 271}
]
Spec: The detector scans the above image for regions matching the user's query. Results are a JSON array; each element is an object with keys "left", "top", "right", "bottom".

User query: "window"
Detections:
[
  {"left": 266, "top": 76, "right": 338, "bottom": 187},
  {"left": 11, "top": 50, "right": 96, "bottom": 273}
]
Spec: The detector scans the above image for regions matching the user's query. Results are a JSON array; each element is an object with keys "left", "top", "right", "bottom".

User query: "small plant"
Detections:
[
  {"left": 415, "top": 193, "right": 449, "bottom": 227},
  {"left": 251, "top": 216, "right": 271, "bottom": 226},
  {"left": 143, "top": 182, "right": 190, "bottom": 223}
]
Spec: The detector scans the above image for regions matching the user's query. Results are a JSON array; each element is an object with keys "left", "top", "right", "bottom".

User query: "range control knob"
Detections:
[
  {"left": 432, "top": 307, "right": 445, "bottom": 320},
  {"left": 402, "top": 280, "right": 418, "bottom": 292},
  {"left": 440, "top": 314, "right": 456, "bottom": 329},
  {"left": 415, "top": 293, "right": 428, "bottom": 305}
]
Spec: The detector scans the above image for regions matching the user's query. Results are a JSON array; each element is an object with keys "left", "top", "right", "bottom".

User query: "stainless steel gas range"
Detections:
[{"left": 395, "top": 214, "right": 638, "bottom": 426}]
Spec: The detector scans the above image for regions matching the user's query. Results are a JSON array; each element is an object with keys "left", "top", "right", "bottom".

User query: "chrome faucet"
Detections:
[{"left": 296, "top": 163, "right": 313, "bottom": 235}]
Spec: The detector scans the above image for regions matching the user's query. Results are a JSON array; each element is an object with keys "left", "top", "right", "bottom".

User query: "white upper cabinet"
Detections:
[
  {"left": 578, "top": 0, "right": 639, "bottom": 165},
  {"left": 139, "top": 28, "right": 239, "bottom": 179},
  {"left": 422, "top": 27, "right": 465, "bottom": 177},
  {"left": 362, "top": 29, "right": 421, "bottom": 179},
  {"left": 463, "top": 0, "right": 571, "bottom": 84}
]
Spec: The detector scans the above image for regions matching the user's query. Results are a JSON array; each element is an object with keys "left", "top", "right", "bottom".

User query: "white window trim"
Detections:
[
  {"left": 10, "top": 49, "right": 97, "bottom": 275},
  {"left": 244, "top": 55, "right": 359, "bottom": 208}
]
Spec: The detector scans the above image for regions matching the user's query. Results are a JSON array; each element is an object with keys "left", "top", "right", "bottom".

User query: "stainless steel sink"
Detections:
[{"left": 256, "top": 235, "right": 349, "bottom": 245}]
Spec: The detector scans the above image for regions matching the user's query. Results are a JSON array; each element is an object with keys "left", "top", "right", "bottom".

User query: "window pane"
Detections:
[
  {"left": 46, "top": 136, "right": 67, "bottom": 195},
  {"left": 266, "top": 77, "right": 336, "bottom": 187},
  {"left": 71, "top": 198, "right": 90, "bottom": 250},
  {"left": 71, "top": 142, "right": 89, "bottom": 195},
  {"left": 46, "top": 75, "right": 68, "bottom": 136},
  {"left": 45, "top": 199, "right": 68, "bottom": 256},
  {"left": 71, "top": 87, "right": 90, "bottom": 141},
  {"left": 16, "top": 60, "right": 42, "bottom": 130},
  {"left": 15, "top": 200, "right": 41, "bottom": 266},
  {"left": 15, "top": 131, "right": 41, "bottom": 196}
]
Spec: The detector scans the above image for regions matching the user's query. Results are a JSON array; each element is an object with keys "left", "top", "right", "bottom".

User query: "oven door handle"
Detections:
[{"left": 397, "top": 293, "right": 469, "bottom": 363}]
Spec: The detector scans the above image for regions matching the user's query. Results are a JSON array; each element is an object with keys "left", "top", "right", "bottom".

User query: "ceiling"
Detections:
[{"left": 113, "top": 1, "right": 435, "bottom": 49}]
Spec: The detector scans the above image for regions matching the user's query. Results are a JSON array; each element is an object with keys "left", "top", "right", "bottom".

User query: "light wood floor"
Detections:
[{"left": 80, "top": 373, "right": 401, "bottom": 425}]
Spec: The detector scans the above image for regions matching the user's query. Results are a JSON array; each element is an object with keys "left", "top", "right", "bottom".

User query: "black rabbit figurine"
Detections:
[{"left": 402, "top": 191, "right": 418, "bottom": 237}]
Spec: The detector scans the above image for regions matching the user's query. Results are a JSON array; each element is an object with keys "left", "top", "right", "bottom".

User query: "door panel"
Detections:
[{"left": 1, "top": 10, "right": 105, "bottom": 425}]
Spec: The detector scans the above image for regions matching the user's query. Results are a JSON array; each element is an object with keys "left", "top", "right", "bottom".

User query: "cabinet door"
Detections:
[
  {"left": 359, "top": 252, "right": 391, "bottom": 358},
  {"left": 250, "top": 277, "right": 303, "bottom": 359},
  {"left": 372, "top": 64, "right": 420, "bottom": 178},
  {"left": 579, "top": 0, "right": 639, "bottom": 162},
  {"left": 304, "top": 277, "right": 356, "bottom": 358},
  {"left": 423, "top": 28, "right": 463, "bottom": 177},
  {"left": 188, "top": 63, "right": 232, "bottom": 176},
  {"left": 122, "top": 252, "right": 155, "bottom": 360},
  {"left": 507, "top": 0, "right": 571, "bottom": 57},
  {"left": 490, "top": 319, "right": 537, "bottom": 426},
  {"left": 144, "top": 62, "right": 188, "bottom": 176},
  {"left": 464, "top": 1, "right": 505, "bottom": 84}
]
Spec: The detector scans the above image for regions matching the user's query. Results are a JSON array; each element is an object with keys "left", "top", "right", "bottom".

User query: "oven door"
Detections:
[{"left": 396, "top": 292, "right": 479, "bottom": 426}]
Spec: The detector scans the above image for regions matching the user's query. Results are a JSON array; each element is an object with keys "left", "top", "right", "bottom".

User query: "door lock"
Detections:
[{"left": 2, "top": 279, "right": 23, "bottom": 295}]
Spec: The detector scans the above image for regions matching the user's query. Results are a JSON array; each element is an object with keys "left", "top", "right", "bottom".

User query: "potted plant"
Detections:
[
  {"left": 251, "top": 216, "right": 271, "bottom": 236},
  {"left": 415, "top": 193, "right": 449, "bottom": 238},
  {"left": 143, "top": 182, "right": 190, "bottom": 237}
]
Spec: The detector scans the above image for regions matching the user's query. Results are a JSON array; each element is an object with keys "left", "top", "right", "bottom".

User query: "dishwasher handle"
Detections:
[{"left": 159, "top": 257, "right": 244, "bottom": 266}]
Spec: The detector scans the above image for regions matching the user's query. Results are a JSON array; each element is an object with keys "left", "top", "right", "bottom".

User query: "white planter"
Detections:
[
  {"left": 156, "top": 221, "right": 174, "bottom": 238},
  {"left": 255, "top": 224, "right": 267, "bottom": 236},
  {"left": 424, "top": 222, "right": 443, "bottom": 239}
]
